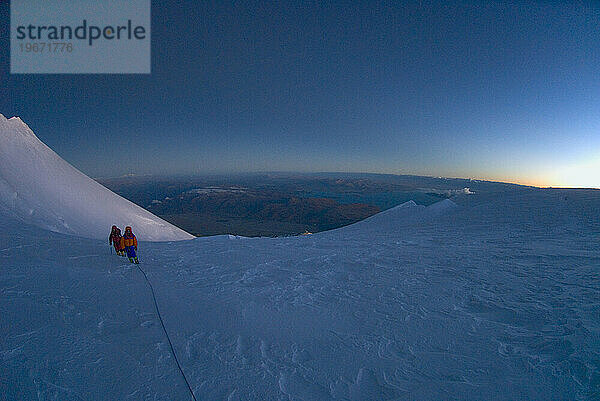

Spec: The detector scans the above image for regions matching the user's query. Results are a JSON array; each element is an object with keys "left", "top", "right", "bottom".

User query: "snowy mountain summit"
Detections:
[
  {"left": 0, "top": 114, "right": 193, "bottom": 241},
  {"left": 1, "top": 184, "right": 598, "bottom": 400}
]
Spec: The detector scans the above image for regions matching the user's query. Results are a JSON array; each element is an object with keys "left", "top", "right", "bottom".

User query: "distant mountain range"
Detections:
[{"left": 98, "top": 173, "right": 499, "bottom": 237}]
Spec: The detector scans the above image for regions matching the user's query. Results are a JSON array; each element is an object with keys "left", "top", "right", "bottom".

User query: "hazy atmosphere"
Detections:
[{"left": 1, "top": 0, "right": 598, "bottom": 187}]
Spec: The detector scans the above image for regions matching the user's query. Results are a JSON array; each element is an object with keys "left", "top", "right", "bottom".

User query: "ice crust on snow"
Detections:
[
  {"left": 0, "top": 114, "right": 193, "bottom": 241},
  {"left": 1, "top": 187, "right": 599, "bottom": 400}
]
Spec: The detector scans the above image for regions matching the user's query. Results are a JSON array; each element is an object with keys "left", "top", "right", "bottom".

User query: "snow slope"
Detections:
[
  {"left": 1, "top": 187, "right": 599, "bottom": 400},
  {"left": 0, "top": 114, "right": 193, "bottom": 241}
]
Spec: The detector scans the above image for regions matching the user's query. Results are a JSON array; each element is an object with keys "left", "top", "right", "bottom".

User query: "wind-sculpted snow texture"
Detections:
[
  {"left": 1, "top": 188, "right": 599, "bottom": 400},
  {"left": 0, "top": 114, "right": 193, "bottom": 241}
]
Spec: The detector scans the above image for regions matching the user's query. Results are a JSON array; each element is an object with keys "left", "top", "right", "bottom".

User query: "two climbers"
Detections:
[{"left": 109, "top": 225, "right": 139, "bottom": 264}]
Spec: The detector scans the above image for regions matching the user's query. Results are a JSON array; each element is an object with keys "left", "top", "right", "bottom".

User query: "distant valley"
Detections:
[{"left": 99, "top": 173, "right": 490, "bottom": 237}]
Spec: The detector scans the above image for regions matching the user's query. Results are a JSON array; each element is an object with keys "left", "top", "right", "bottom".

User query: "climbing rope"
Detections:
[{"left": 135, "top": 263, "right": 198, "bottom": 401}]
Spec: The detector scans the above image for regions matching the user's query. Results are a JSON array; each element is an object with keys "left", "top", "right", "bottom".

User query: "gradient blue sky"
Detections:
[{"left": 1, "top": 0, "right": 599, "bottom": 187}]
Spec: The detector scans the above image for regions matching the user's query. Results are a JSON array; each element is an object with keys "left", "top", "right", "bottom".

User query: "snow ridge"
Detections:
[{"left": 0, "top": 114, "right": 193, "bottom": 241}]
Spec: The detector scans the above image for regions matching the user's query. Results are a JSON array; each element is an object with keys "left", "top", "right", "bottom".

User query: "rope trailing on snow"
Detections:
[{"left": 135, "top": 263, "right": 198, "bottom": 401}]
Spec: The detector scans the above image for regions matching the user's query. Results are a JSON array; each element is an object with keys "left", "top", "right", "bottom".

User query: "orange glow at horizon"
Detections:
[{"left": 472, "top": 158, "right": 600, "bottom": 189}]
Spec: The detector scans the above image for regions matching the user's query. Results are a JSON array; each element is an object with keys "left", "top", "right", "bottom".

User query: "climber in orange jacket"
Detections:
[{"left": 123, "top": 226, "right": 139, "bottom": 264}]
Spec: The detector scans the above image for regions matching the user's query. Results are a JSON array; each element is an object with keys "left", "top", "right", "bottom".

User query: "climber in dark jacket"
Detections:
[{"left": 109, "top": 225, "right": 125, "bottom": 256}]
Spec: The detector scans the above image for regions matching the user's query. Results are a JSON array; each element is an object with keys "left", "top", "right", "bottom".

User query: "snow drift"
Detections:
[
  {"left": 0, "top": 114, "right": 193, "bottom": 241},
  {"left": 1, "top": 188, "right": 598, "bottom": 400}
]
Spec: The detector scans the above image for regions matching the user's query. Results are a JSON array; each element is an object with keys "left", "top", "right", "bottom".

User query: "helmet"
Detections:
[
  {"left": 125, "top": 226, "right": 132, "bottom": 231},
  {"left": 112, "top": 225, "right": 117, "bottom": 230}
]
